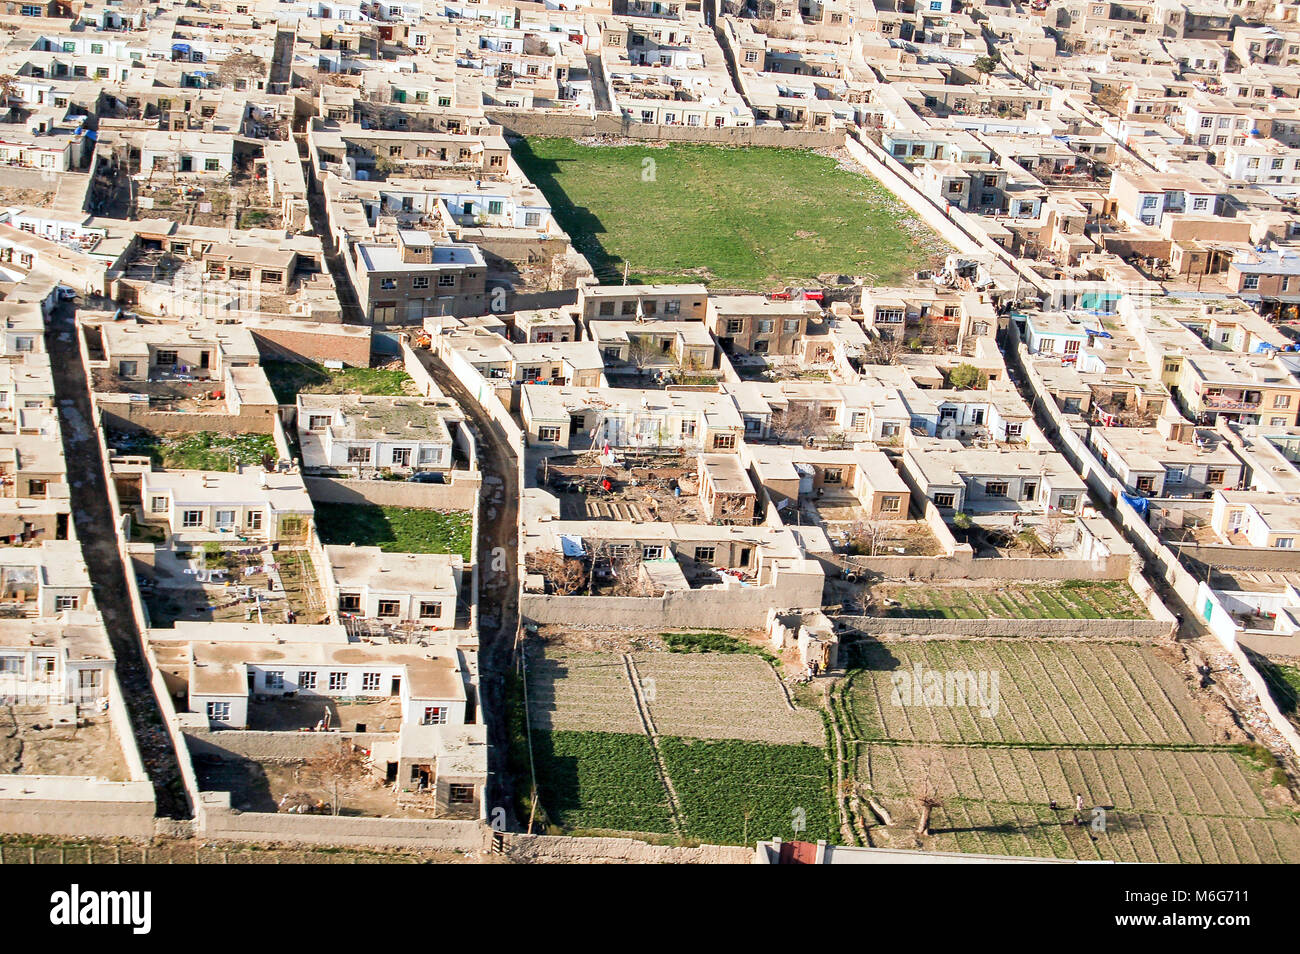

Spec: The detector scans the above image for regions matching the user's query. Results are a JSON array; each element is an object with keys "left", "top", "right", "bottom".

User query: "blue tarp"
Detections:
[
  {"left": 172, "top": 43, "right": 191, "bottom": 52},
  {"left": 559, "top": 534, "right": 586, "bottom": 558},
  {"left": 1122, "top": 493, "right": 1149, "bottom": 517}
]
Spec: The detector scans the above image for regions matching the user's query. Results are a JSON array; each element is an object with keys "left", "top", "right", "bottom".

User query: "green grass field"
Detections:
[
  {"left": 109, "top": 430, "right": 277, "bottom": 471},
  {"left": 877, "top": 580, "right": 1149, "bottom": 620},
  {"left": 313, "top": 504, "right": 472, "bottom": 561},
  {"left": 263, "top": 361, "right": 412, "bottom": 405},
  {"left": 512, "top": 138, "right": 945, "bottom": 288}
]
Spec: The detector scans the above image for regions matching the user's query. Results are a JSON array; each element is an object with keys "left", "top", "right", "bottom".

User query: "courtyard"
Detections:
[{"left": 512, "top": 138, "right": 947, "bottom": 289}]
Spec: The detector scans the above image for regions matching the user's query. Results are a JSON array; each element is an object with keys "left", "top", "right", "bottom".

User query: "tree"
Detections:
[
  {"left": 1039, "top": 508, "right": 1074, "bottom": 554},
  {"left": 769, "top": 403, "right": 829, "bottom": 444},
  {"left": 531, "top": 550, "right": 586, "bottom": 595},
  {"left": 217, "top": 53, "right": 268, "bottom": 90},
  {"left": 863, "top": 333, "right": 904, "bottom": 366},
  {"left": 908, "top": 750, "right": 946, "bottom": 839},
  {"left": 0, "top": 74, "right": 19, "bottom": 108},
  {"left": 849, "top": 519, "right": 891, "bottom": 557},
  {"left": 973, "top": 53, "right": 1000, "bottom": 75},
  {"left": 947, "top": 362, "right": 986, "bottom": 390},
  {"left": 303, "top": 739, "right": 370, "bottom": 816}
]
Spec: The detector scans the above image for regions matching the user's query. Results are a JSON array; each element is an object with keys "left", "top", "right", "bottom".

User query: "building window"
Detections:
[
  {"left": 247, "top": 511, "right": 263, "bottom": 530},
  {"left": 151, "top": 496, "right": 168, "bottom": 514},
  {"left": 339, "top": 593, "right": 361, "bottom": 612},
  {"left": 181, "top": 510, "right": 203, "bottom": 528},
  {"left": 54, "top": 595, "right": 79, "bottom": 611},
  {"left": 204, "top": 158, "right": 220, "bottom": 171},
  {"left": 1276, "top": 538, "right": 1295, "bottom": 549},
  {"left": 419, "top": 601, "right": 443, "bottom": 618},
  {"left": 437, "top": 274, "right": 456, "bottom": 287},
  {"left": 422, "top": 706, "right": 448, "bottom": 725},
  {"left": 1243, "top": 275, "right": 1260, "bottom": 289},
  {"left": 449, "top": 783, "right": 475, "bottom": 804},
  {"left": 299, "top": 671, "right": 317, "bottom": 690},
  {"left": 206, "top": 701, "right": 231, "bottom": 721},
  {"left": 713, "top": 433, "right": 736, "bottom": 450},
  {"left": 1207, "top": 468, "right": 1226, "bottom": 484},
  {"left": 823, "top": 468, "right": 843, "bottom": 484},
  {"left": 377, "top": 600, "right": 400, "bottom": 617},
  {"left": 880, "top": 495, "right": 902, "bottom": 513},
  {"left": 265, "top": 671, "right": 284, "bottom": 690},
  {"left": 693, "top": 546, "right": 716, "bottom": 563},
  {"left": 985, "top": 481, "right": 1009, "bottom": 497},
  {"left": 347, "top": 447, "right": 372, "bottom": 464},
  {"left": 362, "top": 672, "right": 381, "bottom": 691},
  {"left": 328, "top": 672, "right": 347, "bottom": 691},
  {"left": 538, "top": 426, "right": 561, "bottom": 442},
  {"left": 934, "top": 492, "right": 956, "bottom": 508},
  {"left": 1274, "top": 395, "right": 1292, "bottom": 408}
]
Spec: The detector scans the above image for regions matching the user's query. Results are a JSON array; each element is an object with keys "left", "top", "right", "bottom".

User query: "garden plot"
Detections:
[
  {"left": 860, "top": 745, "right": 1269, "bottom": 820},
  {"left": 525, "top": 650, "right": 645, "bottom": 735},
  {"left": 847, "top": 641, "right": 1212, "bottom": 745},
  {"left": 917, "top": 802, "right": 1300, "bottom": 864},
  {"left": 660, "top": 737, "right": 837, "bottom": 845},
  {"left": 872, "top": 580, "right": 1149, "bottom": 620},
  {"left": 529, "top": 730, "right": 674, "bottom": 836},
  {"left": 632, "top": 653, "right": 824, "bottom": 745}
]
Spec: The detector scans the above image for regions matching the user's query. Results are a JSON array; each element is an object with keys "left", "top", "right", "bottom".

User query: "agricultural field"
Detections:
[
  {"left": 872, "top": 580, "right": 1149, "bottom": 620},
  {"left": 633, "top": 653, "right": 824, "bottom": 745},
  {"left": 530, "top": 731, "right": 674, "bottom": 836},
  {"left": 109, "top": 430, "right": 278, "bottom": 471},
  {"left": 846, "top": 641, "right": 1212, "bottom": 745},
  {"left": 661, "top": 737, "right": 837, "bottom": 845},
  {"left": 314, "top": 504, "right": 472, "bottom": 562},
  {"left": 262, "top": 360, "right": 414, "bottom": 404},
  {"left": 512, "top": 138, "right": 945, "bottom": 288},
  {"left": 521, "top": 644, "right": 835, "bottom": 845},
  {"left": 838, "top": 638, "right": 1300, "bottom": 862}
]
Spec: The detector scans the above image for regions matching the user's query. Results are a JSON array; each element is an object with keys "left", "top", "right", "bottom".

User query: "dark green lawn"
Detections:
[
  {"left": 109, "top": 430, "right": 277, "bottom": 471},
  {"left": 512, "top": 138, "right": 945, "bottom": 289},
  {"left": 313, "top": 504, "right": 472, "bottom": 561}
]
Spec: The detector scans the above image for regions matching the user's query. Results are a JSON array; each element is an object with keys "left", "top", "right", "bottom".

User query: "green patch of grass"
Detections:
[
  {"left": 512, "top": 137, "right": 944, "bottom": 289},
  {"left": 110, "top": 430, "right": 277, "bottom": 471},
  {"left": 661, "top": 629, "right": 776, "bottom": 665},
  {"left": 314, "top": 504, "right": 471, "bottom": 561},
  {"left": 532, "top": 730, "right": 674, "bottom": 835},
  {"left": 262, "top": 360, "right": 412, "bottom": 404},
  {"left": 660, "top": 737, "right": 837, "bottom": 845}
]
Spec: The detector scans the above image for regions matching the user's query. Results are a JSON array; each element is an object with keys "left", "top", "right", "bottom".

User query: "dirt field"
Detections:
[{"left": 0, "top": 706, "right": 131, "bottom": 780}]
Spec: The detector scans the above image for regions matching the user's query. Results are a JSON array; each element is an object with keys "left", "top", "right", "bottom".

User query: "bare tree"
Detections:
[
  {"left": 530, "top": 550, "right": 587, "bottom": 596},
  {"left": 863, "top": 334, "right": 904, "bottom": 366},
  {"left": 303, "top": 739, "right": 370, "bottom": 816},
  {"left": 849, "top": 519, "right": 891, "bottom": 557},
  {"left": 1039, "top": 508, "right": 1074, "bottom": 555},
  {"left": 217, "top": 53, "right": 268, "bottom": 90},
  {"left": 908, "top": 750, "right": 946, "bottom": 839},
  {"left": 769, "top": 403, "right": 829, "bottom": 444}
]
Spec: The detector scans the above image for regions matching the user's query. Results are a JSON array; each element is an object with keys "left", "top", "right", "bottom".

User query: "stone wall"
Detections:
[
  {"left": 503, "top": 832, "right": 752, "bottom": 864},
  {"left": 487, "top": 108, "right": 841, "bottom": 148},
  {"left": 199, "top": 794, "right": 487, "bottom": 850},
  {"left": 304, "top": 474, "right": 481, "bottom": 512},
  {"left": 521, "top": 565, "right": 826, "bottom": 629},
  {"left": 96, "top": 401, "right": 279, "bottom": 436},
  {"left": 184, "top": 728, "right": 393, "bottom": 762},
  {"left": 0, "top": 782, "right": 157, "bottom": 841},
  {"left": 251, "top": 323, "right": 373, "bottom": 365},
  {"left": 837, "top": 614, "right": 1175, "bottom": 639}
]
